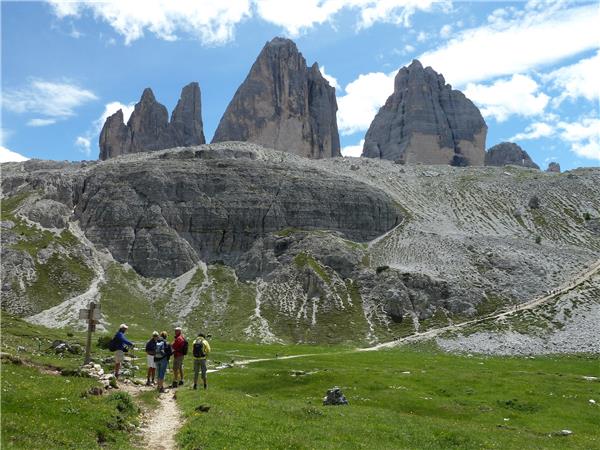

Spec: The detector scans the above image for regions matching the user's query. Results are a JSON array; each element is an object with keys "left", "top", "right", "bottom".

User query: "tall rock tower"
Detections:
[
  {"left": 362, "top": 60, "right": 487, "bottom": 166},
  {"left": 99, "top": 82, "right": 205, "bottom": 160},
  {"left": 212, "top": 37, "right": 340, "bottom": 159}
]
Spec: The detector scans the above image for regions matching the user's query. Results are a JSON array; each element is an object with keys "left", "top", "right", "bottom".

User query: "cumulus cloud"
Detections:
[
  {"left": 439, "top": 24, "right": 452, "bottom": 38},
  {"left": 341, "top": 139, "right": 364, "bottom": 157},
  {"left": 510, "top": 122, "right": 554, "bottom": 141},
  {"left": 419, "top": 2, "right": 600, "bottom": 86},
  {"left": 544, "top": 51, "right": 600, "bottom": 105},
  {"left": 337, "top": 71, "right": 395, "bottom": 135},
  {"left": 319, "top": 65, "right": 339, "bottom": 90},
  {"left": 2, "top": 79, "right": 97, "bottom": 118},
  {"left": 0, "top": 146, "right": 29, "bottom": 163},
  {"left": 464, "top": 74, "right": 549, "bottom": 122},
  {"left": 27, "top": 118, "right": 57, "bottom": 127},
  {"left": 75, "top": 136, "right": 91, "bottom": 155},
  {"left": 48, "top": 0, "right": 449, "bottom": 43}
]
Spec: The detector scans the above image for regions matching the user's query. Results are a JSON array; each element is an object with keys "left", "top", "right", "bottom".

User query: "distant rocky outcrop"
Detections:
[
  {"left": 485, "top": 142, "right": 539, "bottom": 169},
  {"left": 362, "top": 60, "right": 487, "bottom": 166},
  {"left": 212, "top": 37, "right": 340, "bottom": 159},
  {"left": 99, "top": 83, "right": 205, "bottom": 160},
  {"left": 546, "top": 162, "right": 561, "bottom": 173}
]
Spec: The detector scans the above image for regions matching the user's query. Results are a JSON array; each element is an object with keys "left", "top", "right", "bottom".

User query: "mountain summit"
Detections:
[
  {"left": 99, "top": 82, "right": 205, "bottom": 160},
  {"left": 362, "top": 60, "right": 487, "bottom": 166},
  {"left": 212, "top": 37, "right": 340, "bottom": 159}
]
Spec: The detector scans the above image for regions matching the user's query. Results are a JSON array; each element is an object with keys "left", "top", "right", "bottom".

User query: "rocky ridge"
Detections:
[
  {"left": 212, "top": 37, "right": 340, "bottom": 159},
  {"left": 485, "top": 142, "right": 539, "bottom": 169},
  {"left": 362, "top": 60, "right": 487, "bottom": 166},
  {"left": 99, "top": 83, "right": 205, "bottom": 160}
]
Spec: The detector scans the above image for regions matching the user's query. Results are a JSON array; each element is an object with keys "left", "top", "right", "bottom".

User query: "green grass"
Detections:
[
  {"left": 176, "top": 347, "right": 600, "bottom": 450},
  {"left": 294, "top": 252, "right": 332, "bottom": 284},
  {"left": 1, "top": 363, "right": 138, "bottom": 449}
]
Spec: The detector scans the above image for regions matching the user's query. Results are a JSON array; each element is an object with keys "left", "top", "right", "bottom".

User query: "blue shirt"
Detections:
[{"left": 115, "top": 330, "right": 133, "bottom": 351}]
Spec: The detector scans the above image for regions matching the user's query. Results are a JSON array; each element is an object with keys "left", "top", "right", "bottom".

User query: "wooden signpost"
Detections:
[{"left": 79, "top": 302, "right": 101, "bottom": 364}]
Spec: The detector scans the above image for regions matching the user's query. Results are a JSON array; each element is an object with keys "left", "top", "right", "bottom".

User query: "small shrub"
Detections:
[
  {"left": 376, "top": 265, "right": 390, "bottom": 274},
  {"left": 97, "top": 335, "right": 112, "bottom": 349},
  {"left": 535, "top": 235, "right": 542, "bottom": 245},
  {"left": 528, "top": 195, "right": 541, "bottom": 209},
  {"left": 583, "top": 212, "right": 591, "bottom": 221}
]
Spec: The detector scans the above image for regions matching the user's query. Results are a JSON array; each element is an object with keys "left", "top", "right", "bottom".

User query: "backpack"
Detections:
[
  {"left": 108, "top": 334, "right": 119, "bottom": 352},
  {"left": 154, "top": 340, "right": 168, "bottom": 360},
  {"left": 181, "top": 338, "right": 189, "bottom": 356},
  {"left": 193, "top": 339, "right": 206, "bottom": 358}
]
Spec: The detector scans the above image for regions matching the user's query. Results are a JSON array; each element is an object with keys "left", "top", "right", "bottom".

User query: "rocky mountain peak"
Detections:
[
  {"left": 546, "top": 162, "right": 561, "bottom": 173},
  {"left": 485, "top": 142, "right": 539, "bottom": 169},
  {"left": 212, "top": 37, "right": 340, "bottom": 159},
  {"left": 362, "top": 61, "right": 487, "bottom": 166},
  {"left": 99, "top": 83, "right": 206, "bottom": 160}
]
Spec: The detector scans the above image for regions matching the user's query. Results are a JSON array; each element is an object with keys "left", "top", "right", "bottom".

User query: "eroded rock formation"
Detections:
[
  {"left": 485, "top": 142, "right": 539, "bottom": 169},
  {"left": 99, "top": 83, "right": 205, "bottom": 160},
  {"left": 362, "top": 60, "right": 487, "bottom": 166},
  {"left": 212, "top": 37, "right": 340, "bottom": 159},
  {"left": 546, "top": 162, "right": 561, "bottom": 173}
]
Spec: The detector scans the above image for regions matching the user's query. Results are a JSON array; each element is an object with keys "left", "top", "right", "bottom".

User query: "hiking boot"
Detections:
[
  {"left": 171, "top": 381, "right": 178, "bottom": 388},
  {"left": 145, "top": 380, "right": 151, "bottom": 386},
  {"left": 159, "top": 387, "right": 166, "bottom": 393},
  {"left": 178, "top": 380, "right": 184, "bottom": 386},
  {"left": 193, "top": 384, "right": 197, "bottom": 390},
  {"left": 203, "top": 384, "right": 207, "bottom": 390}
]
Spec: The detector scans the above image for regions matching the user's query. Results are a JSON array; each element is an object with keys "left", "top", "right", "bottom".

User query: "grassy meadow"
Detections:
[{"left": 1, "top": 315, "right": 599, "bottom": 449}]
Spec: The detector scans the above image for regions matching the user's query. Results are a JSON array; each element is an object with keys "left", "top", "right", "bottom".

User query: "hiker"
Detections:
[
  {"left": 192, "top": 332, "right": 211, "bottom": 390},
  {"left": 154, "top": 331, "right": 172, "bottom": 393},
  {"left": 111, "top": 324, "right": 133, "bottom": 379},
  {"left": 171, "top": 326, "right": 187, "bottom": 388},
  {"left": 145, "top": 331, "right": 159, "bottom": 386}
]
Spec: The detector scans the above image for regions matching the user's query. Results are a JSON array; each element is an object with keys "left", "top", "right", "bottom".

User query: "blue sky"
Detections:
[{"left": 1, "top": 0, "right": 599, "bottom": 170}]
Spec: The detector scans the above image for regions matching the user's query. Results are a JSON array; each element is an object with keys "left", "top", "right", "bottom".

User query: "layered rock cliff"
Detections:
[
  {"left": 212, "top": 37, "right": 340, "bottom": 159},
  {"left": 362, "top": 60, "right": 487, "bottom": 166},
  {"left": 99, "top": 82, "right": 205, "bottom": 160},
  {"left": 485, "top": 142, "right": 539, "bottom": 169}
]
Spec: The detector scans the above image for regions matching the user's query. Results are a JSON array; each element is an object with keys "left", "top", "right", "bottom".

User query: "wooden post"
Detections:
[{"left": 81, "top": 302, "right": 100, "bottom": 365}]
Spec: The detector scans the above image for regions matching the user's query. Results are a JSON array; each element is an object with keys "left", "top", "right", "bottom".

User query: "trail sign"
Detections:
[{"left": 80, "top": 302, "right": 101, "bottom": 364}]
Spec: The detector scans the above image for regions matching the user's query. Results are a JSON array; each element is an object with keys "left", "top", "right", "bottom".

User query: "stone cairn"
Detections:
[{"left": 323, "top": 386, "right": 349, "bottom": 406}]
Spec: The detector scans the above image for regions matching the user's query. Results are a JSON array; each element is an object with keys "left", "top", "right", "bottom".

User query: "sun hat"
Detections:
[
  {"left": 120, "top": 323, "right": 128, "bottom": 329},
  {"left": 152, "top": 331, "right": 159, "bottom": 336}
]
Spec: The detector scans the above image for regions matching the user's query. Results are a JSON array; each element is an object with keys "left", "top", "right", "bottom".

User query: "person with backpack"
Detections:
[
  {"left": 171, "top": 327, "right": 187, "bottom": 388},
  {"left": 192, "top": 332, "right": 211, "bottom": 390},
  {"left": 145, "top": 331, "right": 159, "bottom": 386},
  {"left": 154, "top": 331, "right": 172, "bottom": 393},
  {"left": 110, "top": 324, "right": 133, "bottom": 379}
]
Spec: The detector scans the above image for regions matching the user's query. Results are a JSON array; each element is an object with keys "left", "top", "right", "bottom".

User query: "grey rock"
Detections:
[
  {"left": 362, "top": 59, "right": 487, "bottom": 166},
  {"left": 76, "top": 143, "right": 401, "bottom": 277},
  {"left": 212, "top": 37, "right": 340, "bottom": 159},
  {"left": 99, "top": 84, "right": 206, "bottom": 160},
  {"left": 485, "top": 142, "right": 539, "bottom": 169},
  {"left": 323, "top": 386, "right": 348, "bottom": 405},
  {"left": 546, "top": 162, "right": 561, "bottom": 173},
  {"left": 20, "top": 199, "right": 71, "bottom": 229}
]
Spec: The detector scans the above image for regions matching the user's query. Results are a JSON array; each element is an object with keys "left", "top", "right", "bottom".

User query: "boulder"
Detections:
[
  {"left": 323, "top": 387, "right": 348, "bottom": 405},
  {"left": 362, "top": 60, "right": 487, "bottom": 166},
  {"left": 99, "top": 84, "right": 206, "bottom": 160},
  {"left": 212, "top": 37, "right": 340, "bottom": 159},
  {"left": 485, "top": 142, "right": 539, "bottom": 169}
]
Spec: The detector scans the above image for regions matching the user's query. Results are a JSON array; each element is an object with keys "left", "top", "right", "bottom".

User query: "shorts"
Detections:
[
  {"left": 194, "top": 359, "right": 207, "bottom": 379},
  {"left": 114, "top": 350, "right": 125, "bottom": 363},
  {"left": 146, "top": 355, "right": 156, "bottom": 369},
  {"left": 156, "top": 357, "right": 169, "bottom": 380},
  {"left": 173, "top": 355, "right": 184, "bottom": 371}
]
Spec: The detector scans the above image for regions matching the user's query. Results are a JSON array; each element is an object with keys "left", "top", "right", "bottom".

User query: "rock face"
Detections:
[
  {"left": 212, "top": 37, "right": 340, "bottom": 159},
  {"left": 485, "top": 142, "right": 539, "bottom": 169},
  {"left": 362, "top": 60, "right": 487, "bottom": 166},
  {"left": 79, "top": 143, "right": 400, "bottom": 277},
  {"left": 546, "top": 162, "right": 561, "bottom": 173},
  {"left": 99, "top": 83, "right": 205, "bottom": 160}
]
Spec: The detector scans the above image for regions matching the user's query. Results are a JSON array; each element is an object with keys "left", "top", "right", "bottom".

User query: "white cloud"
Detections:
[
  {"left": 464, "top": 74, "right": 549, "bottom": 122},
  {"left": 95, "top": 101, "right": 135, "bottom": 132},
  {"left": 439, "top": 24, "right": 452, "bottom": 38},
  {"left": 337, "top": 71, "right": 395, "bottom": 135},
  {"left": 419, "top": 3, "right": 600, "bottom": 87},
  {"left": 27, "top": 118, "right": 57, "bottom": 127},
  {"left": 0, "top": 146, "right": 29, "bottom": 163},
  {"left": 510, "top": 122, "right": 554, "bottom": 141},
  {"left": 49, "top": 0, "right": 252, "bottom": 45},
  {"left": 75, "top": 136, "right": 91, "bottom": 156},
  {"left": 341, "top": 139, "right": 364, "bottom": 157},
  {"left": 544, "top": 51, "right": 600, "bottom": 105},
  {"left": 403, "top": 44, "right": 415, "bottom": 53},
  {"left": 319, "top": 65, "right": 339, "bottom": 89},
  {"left": 48, "top": 0, "right": 448, "bottom": 43},
  {"left": 2, "top": 79, "right": 97, "bottom": 118},
  {"left": 416, "top": 31, "right": 428, "bottom": 42}
]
